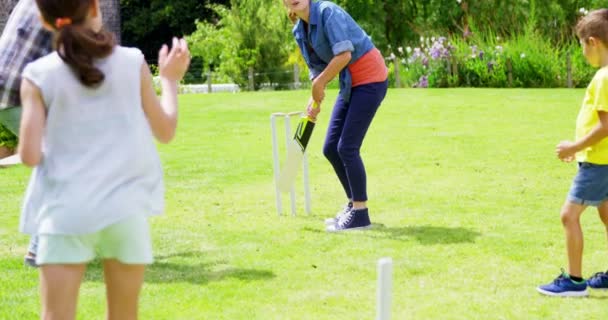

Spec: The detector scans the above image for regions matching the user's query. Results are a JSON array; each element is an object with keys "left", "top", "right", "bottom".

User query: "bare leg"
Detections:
[
  {"left": 40, "top": 264, "right": 86, "bottom": 320},
  {"left": 103, "top": 259, "right": 145, "bottom": 320},
  {"left": 560, "top": 201, "right": 587, "bottom": 278},
  {"left": 353, "top": 200, "right": 367, "bottom": 210},
  {"left": 598, "top": 201, "right": 608, "bottom": 246}
]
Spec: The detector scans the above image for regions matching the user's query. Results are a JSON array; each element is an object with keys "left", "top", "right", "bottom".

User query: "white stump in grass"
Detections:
[{"left": 377, "top": 257, "right": 393, "bottom": 320}]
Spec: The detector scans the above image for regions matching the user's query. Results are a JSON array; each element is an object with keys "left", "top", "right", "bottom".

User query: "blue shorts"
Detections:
[{"left": 567, "top": 162, "right": 608, "bottom": 207}]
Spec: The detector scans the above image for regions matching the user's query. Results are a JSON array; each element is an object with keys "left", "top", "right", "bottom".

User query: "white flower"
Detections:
[
  {"left": 398, "top": 46, "right": 403, "bottom": 54},
  {"left": 390, "top": 53, "right": 396, "bottom": 59},
  {"left": 406, "top": 46, "right": 412, "bottom": 53},
  {"left": 520, "top": 53, "right": 526, "bottom": 59},
  {"left": 431, "top": 36, "right": 436, "bottom": 42},
  {"left": 456, "top": 0, "right": 461, "bottom": 3}
]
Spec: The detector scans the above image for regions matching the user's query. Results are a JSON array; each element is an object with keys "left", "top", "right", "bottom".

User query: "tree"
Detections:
[
  {"left": 333, "top": 0, "right": 606, "bottom": 52},
  {"left": 100, "top": 0, "right": 121, "bottom": 43},
  {"left": 120, "top": 0, "right": 229, "bottom": 62},
  {"left": 188, "top": 0, "right": 294, "bottom": 89}
]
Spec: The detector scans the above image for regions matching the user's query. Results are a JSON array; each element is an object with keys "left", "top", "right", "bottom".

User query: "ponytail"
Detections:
[
  {"left": 36, "top": 0, "right": 115, "bottom": 87},
  {"left": 55, "top": 26, "right": 115, "bottom": 87}
]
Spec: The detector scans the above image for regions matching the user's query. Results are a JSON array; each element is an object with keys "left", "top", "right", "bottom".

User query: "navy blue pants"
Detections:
[{"left": 323, "top": 80, "right": 388, "bottom": 202}]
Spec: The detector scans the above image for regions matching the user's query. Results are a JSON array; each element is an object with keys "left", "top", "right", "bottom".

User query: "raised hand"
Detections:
[{"left": 158, "top": 37, "right": 191, "bottom": 82}]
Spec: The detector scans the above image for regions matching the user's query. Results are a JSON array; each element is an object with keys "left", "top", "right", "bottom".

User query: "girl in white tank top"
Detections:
[{"left": 18, "top": 0, "right": 190, "bottom": 318}]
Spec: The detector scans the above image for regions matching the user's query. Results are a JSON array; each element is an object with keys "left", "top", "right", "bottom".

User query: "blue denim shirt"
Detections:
[{"left": 292, "top": 1, "right": 374, "bottom": 102}]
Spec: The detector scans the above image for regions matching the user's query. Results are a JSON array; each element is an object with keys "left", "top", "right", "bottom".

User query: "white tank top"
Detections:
[{"left": 20, "top": 46, "right": 164, "bottom": 235}]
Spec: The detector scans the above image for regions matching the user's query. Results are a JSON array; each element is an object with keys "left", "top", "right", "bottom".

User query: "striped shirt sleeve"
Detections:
[{"left": 0, "top": 0, "right": 52, "bottom": 109}]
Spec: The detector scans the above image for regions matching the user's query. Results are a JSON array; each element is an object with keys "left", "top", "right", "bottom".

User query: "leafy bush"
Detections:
[
  {"left": 188, "top": 1, "right": 294, "bottom": 90},
  {"left": 0, "top": 124, "right": 17, "bottom": 149},
  {"left": 390, "top": 29, "right": 592, "bottom": 88},
  {"left": 567, "top": 44, "right": 595, "bottom": 88},
  {"left": 502, "top": 33, "right": 562, "bottom": 88}
]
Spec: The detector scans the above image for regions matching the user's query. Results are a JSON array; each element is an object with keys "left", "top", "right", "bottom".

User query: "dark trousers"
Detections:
[{"left": 323, "top": 80, "right": 388, "bottom": 202}]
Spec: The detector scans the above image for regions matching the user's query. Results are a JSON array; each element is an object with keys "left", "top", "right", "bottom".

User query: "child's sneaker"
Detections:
[
  {"left": 324, "top": 202, "right": 353, "bottom": 226},
  {"left": 587, "top": 270, "right": 608, "bottom": 289},
  {"left": 24, "top": 252, "right": 38, "bottom": 268},
  {"left": 326, "top": 208, "right": 371, "bottom": 232},
  {"left": 537, "top": 270, "right": 588, "bottom": 297}
]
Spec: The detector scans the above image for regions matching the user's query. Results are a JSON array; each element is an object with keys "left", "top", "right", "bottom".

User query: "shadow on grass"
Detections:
[
  {"left": 83, "top": 251, "right": 275, "bottom": 285},
  {"left": 304, "top": 224, "right": 481, "bottom": 245},
  {"left": 371, "top": 224, "right": 481, "bottom": 244}
]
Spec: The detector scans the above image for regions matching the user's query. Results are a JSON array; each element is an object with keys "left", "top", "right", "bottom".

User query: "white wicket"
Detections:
[
  {"left": 377, "top": 257, "right": 393, "bottom": 320},
  {"left": 270, "top": 111, "right": 311, "bottom": 216}
]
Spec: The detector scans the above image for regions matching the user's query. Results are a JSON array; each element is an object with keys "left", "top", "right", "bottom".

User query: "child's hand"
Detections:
[
  {"left": 556, "top": 141, "right": 577, "bottom": 162},
  {"left": 158, "top": 37, "right": 191, "bottom": 82}
]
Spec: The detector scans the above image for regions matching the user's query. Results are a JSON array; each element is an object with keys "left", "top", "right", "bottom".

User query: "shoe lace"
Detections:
[
  {"left": 554, "top": 268, "right": 570, "bottom": 285},
  {"left": 554, "top": 274, "right": 567, "bottom": 286},
  {"left": 337, "top": 209, "right": 354, "bottom": 228},
  {"left": 335, "top": 203, "right": 352, "bottom": 219}
]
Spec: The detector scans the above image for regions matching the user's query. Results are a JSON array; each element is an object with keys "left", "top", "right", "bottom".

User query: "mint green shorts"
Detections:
[
  {"left": 0, "top": 106, "right": 21, "bottom": 136},
  {"left": 36, "top": 214, "right": 153, "bottom": 265}
]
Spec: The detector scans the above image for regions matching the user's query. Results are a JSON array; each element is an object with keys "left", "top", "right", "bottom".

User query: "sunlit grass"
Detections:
[{"left": 2, "top": 88, "right": 608, "bottom": 319}]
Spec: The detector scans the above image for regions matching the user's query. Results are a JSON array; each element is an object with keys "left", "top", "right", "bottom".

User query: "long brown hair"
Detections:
[{"left": 36, "top": 0, "right": 115, "bottom": 87}]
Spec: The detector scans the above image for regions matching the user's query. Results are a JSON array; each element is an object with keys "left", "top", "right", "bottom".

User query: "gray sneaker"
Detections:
[
  {"left": 324, "top": 202, "right": 353, "bottom": 226},
  {"left": 24, "top": 252, "right": 38, "bottom": 268}
]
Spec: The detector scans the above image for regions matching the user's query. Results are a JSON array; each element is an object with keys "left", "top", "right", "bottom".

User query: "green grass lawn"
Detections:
[{"left": 2, "top": 88, "right": 608, "bottom": 319}]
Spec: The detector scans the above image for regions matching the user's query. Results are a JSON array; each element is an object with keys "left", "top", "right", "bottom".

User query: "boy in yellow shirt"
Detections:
[{"left": 537, "top": 9, "right": 608, "bottom": 297}]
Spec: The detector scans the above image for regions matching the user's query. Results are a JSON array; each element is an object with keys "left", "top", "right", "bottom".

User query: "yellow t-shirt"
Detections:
[{"left": 576, "top": 67, "right": 608, "bottom": 164}]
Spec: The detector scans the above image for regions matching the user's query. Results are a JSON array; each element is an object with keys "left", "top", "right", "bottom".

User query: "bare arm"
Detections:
[
  {"left": 140, "top": 38, "right": 190, "bottom": 144},
  {"left": 557, "top": 111, "right": 608, "bottom": 160},
  {"left": 18, "top": 79, "right": 46, "bottom": 167},
  {"left": 310, "top": 51, "right": 351, "bottom": 104},
  {"left": 315, "top": 51, "right": 352, "bottom": 87},
  {"left": 574, "top": 111, "right": 608, "bottom": 149},
  {"left": 140, "top": 62, "right": 178, "bottom": 143}
]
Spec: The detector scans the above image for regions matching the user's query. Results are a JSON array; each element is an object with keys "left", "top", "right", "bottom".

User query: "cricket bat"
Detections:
[{"left": 277, "top": 102, "right": 319, "bottom": 192}]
